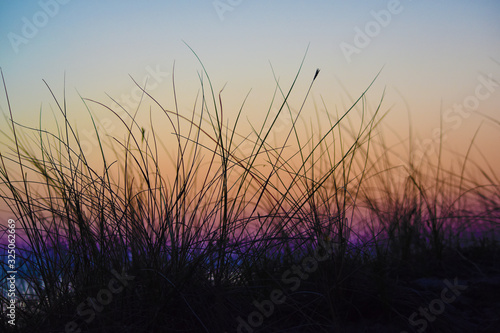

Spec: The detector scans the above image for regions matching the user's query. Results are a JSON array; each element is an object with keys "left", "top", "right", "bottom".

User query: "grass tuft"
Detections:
[{"left": 0, "top": 57, "right": 499, "bottom": 332}]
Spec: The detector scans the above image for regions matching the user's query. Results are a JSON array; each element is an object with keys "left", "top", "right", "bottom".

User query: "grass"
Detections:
[{"left": 0, "top": 52, "right": 499, "bottom": 333}]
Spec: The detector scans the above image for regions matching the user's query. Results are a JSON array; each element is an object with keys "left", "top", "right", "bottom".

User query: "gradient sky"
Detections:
[{"left": 0, "top": 1, "right": 499, "bottom": 197}]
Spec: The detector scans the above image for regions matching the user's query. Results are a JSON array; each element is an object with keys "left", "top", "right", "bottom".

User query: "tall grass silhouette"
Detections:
[{"left": 0, "top": 53, "right": 499, "bottom": 332}]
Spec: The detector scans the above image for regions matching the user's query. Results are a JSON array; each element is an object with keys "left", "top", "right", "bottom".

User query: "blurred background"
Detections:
[{"left": 0, "top": 0, "right": 499, "bottom": 207}]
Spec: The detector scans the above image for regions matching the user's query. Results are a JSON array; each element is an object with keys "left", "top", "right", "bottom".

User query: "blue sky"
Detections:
[{"left": 0, "top": 0, "right": 499, "bottom": 168}]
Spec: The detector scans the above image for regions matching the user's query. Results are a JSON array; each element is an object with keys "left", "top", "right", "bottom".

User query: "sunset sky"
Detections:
[{"left": 0, "top": 0, "right": 499, "bottom": 186}]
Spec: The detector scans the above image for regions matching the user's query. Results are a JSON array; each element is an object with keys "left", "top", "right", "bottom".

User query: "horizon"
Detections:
[{"left": 1, "top": 2, "right": 500, "bottom": 331}]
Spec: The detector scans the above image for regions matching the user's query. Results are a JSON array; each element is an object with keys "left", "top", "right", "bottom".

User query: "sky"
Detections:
[{"left": 0, "top": 0, "right": 499, "bottom": 215}]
